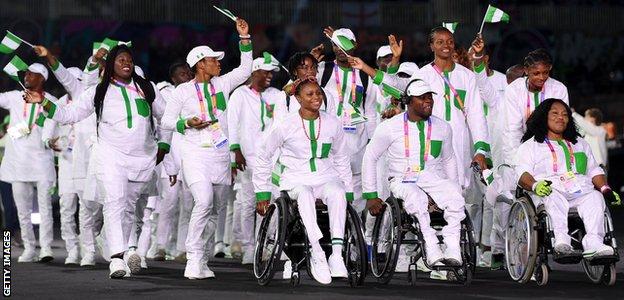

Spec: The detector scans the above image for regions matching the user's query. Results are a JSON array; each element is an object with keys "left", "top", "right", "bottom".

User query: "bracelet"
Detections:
[
  {"left": 600, "top": 185, "right": 611, "bottom": 193},
  {"left": 239, "top": 34, "right": 251, "bottom": 39},
  {"left": 184, "top": 118, "right": 191, "bottom": 128},
  {"left": 531, "top": 182, "right": 539, "bottom": 192},
  {"left": 472, "top": 53, "right": 484, "bottom": 59}
]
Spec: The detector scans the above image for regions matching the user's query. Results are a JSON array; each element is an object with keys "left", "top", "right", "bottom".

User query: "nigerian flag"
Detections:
[
  {"left": 484, "top": 5, "right": 510, "bottom": 23},
  {"left": 101, "top": 38, "right": 132, "bottom": 51},
  {"left": 0, "top": 31, "right": 22, "bottom": 54},
  {"left": 213, "top": 5, "right": 237, "bottom": 22},
  {"left": 3, "top": 55, "right": 28, "bottom": 81},
  {"left": 442, "top": 22, "right": 458, "bottom": 34}
]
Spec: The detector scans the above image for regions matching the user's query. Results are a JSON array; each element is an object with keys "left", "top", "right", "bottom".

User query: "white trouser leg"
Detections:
[
  {"left": 240, "top": 169, "right": 256, "bottom": 250},
  {"left": 350, "top": 173, "right": 365, "bottom": 213},
  {"left": 223, "top": 185, "right": 234, "bottom": 245},
  {"left": 490, "top": 200, "right": 511, "bottom": 254},
  {"left": 571, "top": 190, "right": 607, "bottom": 251},
  {"left": 36, "top": 180, "right": 54, "bottom": 250},
  {"left": 12, "top": 182, "right": 36, "bottom": 250},
  {"left": 539, "top": 190, "right": 571, "bottom": 246},
  {"left": 136, "top": 196, "right": 157, "bottom": 257},
  {"left": 186, "top": 181, "right": 214, "bottom": 261},
  {"left": 128, "top": 195, "right": 147, "bottom": 249},
  {"left": 60, "top": 192, "right": 79, "bottom": 253},
  {"left": 176, "top": 184, "right": 193, "bottom": 253},
  {"left": 481, "top": 185, "right": 495, "bottom": 247},
  {"left": 420, "top": 179, "right": 465, "bottom": 245},
  {"left": 463, "top": 176, "right": 483, "bottom": 244},
  {"left": 156, "top": 179, "right": 180, "bottom": 248},
  {"left": 79, "top": 198, "right": 102, "bottom": 255},
  {"left": 209, "top": 184, "right": 228, "bottom": 257},
  {"left": 214, "top": 184, "right": 230, "bottom": 245},
  {"left": 231, "top": 186, "right": 243, "bottom": 244},
  {"left": 100, "top": 177, "right": 143, "bottom": 256},
  {"left": 389, "top": 180, "right": 438, "bottom": 246},
  {"left": 319, "top": 181, "right": 347, "bottom": 247},
  {"left": 290, "top": 185, "right": 323, "bottom": 243}
]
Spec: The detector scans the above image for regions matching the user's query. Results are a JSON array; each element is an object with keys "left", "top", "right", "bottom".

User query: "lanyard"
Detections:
[
  {"left": 112, "top": 79, "right": 144, "bottom": 98},
  {"left": 430, "top": 63, "right": 465, "bottom": 115},
  {"left": 403, "top": 112, "right": 432, "bottom": 169},
  {"left": 334, "top": 65, "right": 356, "bottom": 117},
  {"left": 525, "top": 79, "right": 546, "bottom": 120},
  {"left": 23, "top": 102, "right": 42, "bottom": 129},
  {"left": 249, "top": 86, "right": 273, "bottom": 131},
  {"left": 302, "top": 115, "right": 322, "bottom": 172},
  {"left": 193, "top": 80, "right": 218, "bottom": 122},
  {"left": 544, "top": 138, "right": 575, "bottom": 173}
]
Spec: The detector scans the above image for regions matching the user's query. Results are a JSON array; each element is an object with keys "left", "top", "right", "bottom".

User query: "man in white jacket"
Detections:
[{"left": 0, "top": 64, "right": 58, "bottom": 263}]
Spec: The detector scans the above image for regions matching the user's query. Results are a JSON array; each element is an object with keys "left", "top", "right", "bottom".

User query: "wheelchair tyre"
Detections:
[
  {"left": 505, "top": 198, "right": 538, "bottom": 283},
  {"left": 254, "top": 198, "right": 287, "bottom": 286},
  {"left": 371, "top": 197, "right": 403, "bottom": 284},
  {"left": 604, "top": 264, "right": 616, "bottom": 286},
  {"left": 345, "top": 204, "right": 367, "bottom": 287},
  {"left": 291, "top": 271, "right": 300, "bottom": 286},
  {"left": 535, "top": 263, "right": 549, "bottom": 286}
]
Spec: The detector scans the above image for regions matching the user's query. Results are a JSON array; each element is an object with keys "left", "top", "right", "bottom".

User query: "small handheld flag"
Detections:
[
  {"left": 213, "top": 5, "right": 237, "bottom": 22},
  {"left": 0, "top": 31, "right": 23, "bottom": 54},
  {"left": 479, "top": 5, "right": 510, "bottom": 33},
  {"left": 442, "top": 22, "right": 458, "bottom": 34},
  {"left": 3, "top": 55, "right": 28, "bottom": 82},
  {"left": 324, "top": 33, "right": 351, "bottom": 58}
]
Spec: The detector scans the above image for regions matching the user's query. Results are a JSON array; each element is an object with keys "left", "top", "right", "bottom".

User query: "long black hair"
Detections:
[
  {"left": 287, "top": 52, "right": 317, "bottom": 81},
  {"left": 93, "top": 45, "right": 155, "bottom": 131},
  {"left": 521, "top": 98, "right": 580, "bottom": 144}
]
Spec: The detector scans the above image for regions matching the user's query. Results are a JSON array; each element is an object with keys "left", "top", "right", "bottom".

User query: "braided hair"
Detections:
[{"left": 523, "top": 48, "right": 552, "bottom": 68}]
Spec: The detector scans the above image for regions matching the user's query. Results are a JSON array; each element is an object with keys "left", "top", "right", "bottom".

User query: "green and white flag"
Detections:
[
  {"left": 263, "top": 51, "right": 288, "bottom": 73},
  {"left": 442, "top": 22, "right": 458, "bottom": 34},
  {"left": 0, "top": 31, "right": 22, "bottom": 54},
  {"left": 483, "top": 5, "right": 510, "bottom": 23},
  {"left": 100, "top": 38, "right": 132, "bottom": 51},
  {"left": 3, "top": 55, "right": 28, "bottom": 82},
  {"left": 213, "top": 5, "right": 237, "bottom": 22}
]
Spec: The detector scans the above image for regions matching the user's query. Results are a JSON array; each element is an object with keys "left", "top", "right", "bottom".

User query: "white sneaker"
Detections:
[
  {"left": 140, "top": 256, "right": 148, "bottom": 269},
  {"left": 395, "top": 252, "right": 410, "bottom": 273},
  {"left": 39, "top": 247, "right": 54, "bottom": 263},
  {"left": 200, "top": 263, "right": 216, "bottom": 278},
  {"left": 425, "top": 242, "right": 444, "bottom": 266},
  {"left": 584, "top": 244, "right": 615, "bottom": 258},
  {"left": 184, "top": 260, "right": 213, "bottom": 279},
  {"left": 309, "top": 250, "right": 332, "bottom": 284},
  {"left": 214, "top": 242, "right": 226, "bottom": 258},
  {"left": 18, "top": 248, "right": 38, "bottom": 263},
  {"left": 125, "top": 251, "right": 142, "bottom": 274},
  {"left": 328, "top": 253, "right": 348, "bottom": 278},
  {"left": 241, "top": 247, "right": 254, "bottom": 265},
  {"left": 416, "top": 257, "right": 431, "bottom": 272},
  {"left": 80, "top": 253, "right": 96, "bottom": 266},
  {"left": 430, "top": 269, "right": 448, "bottom": 280},
  {"left": 282, "top": 260, "right": 292, "bottom": 279},
  {"left": 443, "top": 244, "right": 462, "bottom": 266},
  {"left": 478, "top": 250, "right": 492, "bottom": 268},
  {"left": 64, "top": 248, "right": 81, "bottom": 265},
  {"left": 109, "top": 258, "right": 127, "bottom": 279}
]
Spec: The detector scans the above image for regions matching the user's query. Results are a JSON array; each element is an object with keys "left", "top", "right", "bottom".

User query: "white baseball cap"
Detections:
[
  {"left": 186, "top": 45, "right": 225, "bottom": 68},
  {"left": 331, "top": 28, "right": 356, "bottom": 51},
  {"left": 67, "top": 67, "right": 83, "bottom": 81},
  {"left": 397, "top": 62, "right": 419, "bottom": 77},
  {"left": 252, "top": 57, "right": 279, "bottom": 72},
  {"left": 406, "top": 79, "right": 436, "bottom": 97},
  {"left": 28, "top": 63, "right": 48, "bottom": 81},
  {"left": 376, "top": 45, "right": 392, "bottom": 59}
]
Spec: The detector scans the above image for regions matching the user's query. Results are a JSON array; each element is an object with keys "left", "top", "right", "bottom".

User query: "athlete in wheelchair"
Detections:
[
  {"left": 251, "top": 77, "right": 366, "bottom": 286},
  {"left": 506, "top": 99, "right": 620, "bottom": 286},
  {"left": 361, "top": 79, "right": 476, "bottom": 285}
]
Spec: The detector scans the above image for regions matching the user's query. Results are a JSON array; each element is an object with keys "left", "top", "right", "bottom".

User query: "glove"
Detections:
[
  {"left": 602, "top": 188, "right": 621, "bottom": 206},
  {"left": 532, "top": 180, "right": 552, "bottom": 197}
]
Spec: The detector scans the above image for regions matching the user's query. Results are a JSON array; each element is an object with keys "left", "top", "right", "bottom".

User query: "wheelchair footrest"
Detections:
[
  {"left": 553, "top": 251, "right": 583, "bottom": 264},
  {"left": 586, "top": 255, "right": 619, "bottom": 266}
]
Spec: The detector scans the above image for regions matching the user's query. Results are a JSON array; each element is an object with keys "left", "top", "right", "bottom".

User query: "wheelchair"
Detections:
[
  {"left": 370, "top": 195, "right": 477, "bottom": 286},
  {"left": 505, "top": 187, "right": 619, "bottom": 286},
  {"left": 253, "top": 191, "right": 368, "bottom": 286}
]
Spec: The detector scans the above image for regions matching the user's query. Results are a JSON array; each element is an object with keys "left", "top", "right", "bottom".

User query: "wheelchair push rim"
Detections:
[
  {"left": 371, "top": 197, "right": 403, "bottom": 284},
  {"left": 254, "top": 199, "right": 286, "bottom": 285},
  {"left": 344, "top": 204, "right": 368, "bottom": 287},
  {"left": 505, "top": 198, "right": 538, "bottom": 283}
]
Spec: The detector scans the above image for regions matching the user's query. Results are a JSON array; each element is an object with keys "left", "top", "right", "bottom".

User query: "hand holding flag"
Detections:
[{"left": 479, "top": 5, "right": 510, "bottom": 33}]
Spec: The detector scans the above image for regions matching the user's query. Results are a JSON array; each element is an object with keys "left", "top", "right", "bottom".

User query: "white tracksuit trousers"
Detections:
[
  {"left": 12, "top": 180, "right": 54, "bottom": 251},
  {"left": 186, "top": 181, "right": 227, "bottom": 261},
  {"left": 60, "top": 192, "right": 80, "bottom": 254}
]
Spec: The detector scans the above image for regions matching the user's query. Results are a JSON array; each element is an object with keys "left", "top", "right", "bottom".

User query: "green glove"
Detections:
[
  {"left": 612, "top": 192, "right": 621, "bottom": 206},
  {"left": 533, "top": 180, "right": 552, "bottom": 197},
  {"left": 603, "top": 190, "right": 621, "bottom": 206}
]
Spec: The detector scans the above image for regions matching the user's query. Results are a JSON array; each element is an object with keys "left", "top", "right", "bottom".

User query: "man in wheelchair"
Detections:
[
  {"left": 362, "top": 79, "right": 466, "bottom": 266},
  {"left": 514, "top": 98, "right": 621, "bottom": 259},
  {"left": 252, "top": 77, "right": 353, "bottom": 284}
]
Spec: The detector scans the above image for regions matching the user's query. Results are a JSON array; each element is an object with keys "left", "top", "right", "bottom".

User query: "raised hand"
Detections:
[
  {"left": 469, "top": 33, "right": 485, "bottom": 59},
  {"left": 323, "top": 26, "right": 335, "bottom": 38},
  {"left": 388, "top": 34, "right": 403, "bottom": 59},
  {"left": 310, "top": 43, "right": 325, "bottom": 62},
  {"left": 33, "top": 45, "right": 49, "bottom": 57},
  {"left": 348, "top": 56, "right": 365, "bottom": 70},
  {"left": 236, "top": 18, "right": 249, "bottom": 36}
]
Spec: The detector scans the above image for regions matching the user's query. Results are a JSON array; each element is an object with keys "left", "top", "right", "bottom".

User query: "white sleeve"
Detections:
[
  {"left": 361, "top": 121, "right": 392, "bottom": 199},
  {"left": 218, "top": 43, "right": 253, "bottom": 94},
  {"left": 330, "top": 122, "right": 353, "bottom": 195},
  {"left": 582, "top": 140, "right": 605, "bottom": 179},
  {"left": 151, "top": 83, "right": 172, "bottom": 148},
  {"left": 513, "top": 141, "right": 536, "bottom": 183},
  {"left": 161, "top": 87, "right": 185, "bottom": 134},
  {"left": 0, "top": 91, "right": 14, "bottom": 109},
  {"left": 47, "top": 88, "right": 95, "bottom": 125},
  {"left": 252, "top": 120, "right": 285, "bottom": 201},
  {"left": 572, "top": 112, "right": 606, "bottom": 137},
  {"left": 364, "top": 77, "right": 379, "bottom": 139},
  {"left": 226, "top": 89, "right": 243, "bottom": 151},
  {"left": 50, "top": 62, "right": 82, "bottom": 99},
  {"left": 474, "top": 67, "right": 499, "bottom": 108},
  {"left": 561, "top": 85, "right": 570, "bottom": 104},
  {"left": 502, "top": 86, "right": 524, "bottom": 165},
  {"left": 441, "top": 124, "right": 458, "bottom": 182},
  {"left": 464, "top": 73, "right": 490, "bottom": 157}
]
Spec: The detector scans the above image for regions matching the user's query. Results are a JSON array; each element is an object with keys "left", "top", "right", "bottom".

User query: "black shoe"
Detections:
[{"left": 491, "top": 253, "right": 505, "bottom": 270}]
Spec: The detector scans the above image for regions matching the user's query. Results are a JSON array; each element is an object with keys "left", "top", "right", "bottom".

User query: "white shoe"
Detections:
[
  {"left": 200, "top": 263, "right": 216, "bottom": 278},
  {"left": 18, "top": 248, "right": 38, "bottom": 263},
  {"left": 554, "top": 243, "right": 573, "bottom": 255},
  {"left": 64, "top": 248, "right": 81, "bottom": 265},
  {"left": 39, "top": 247, "right": 54, "bottom": 263},
  {"left": 584, "top": 244, "right": 615, "bottom": 258},
  {"left": 140, "top": 256, "right": 148, "bottom": 269},
  {"left": 80, "top": 253, "right": 96, "bottom": 266},
  {"left": 309, "top": 250, "right": 332, "bottom": 284},
  {"left": 184, "top": 260, "right": 214, "bottom": 279},
  {"left": 430, "top": 269, "right": 448, "bottom": 280},
  {"left": 214, "top": 242, "right": 226, "bottom": 258},
  {"left": 282, "top": 260, "right": 292, "bottom": 279},
  {"left": 241, "top": 247, "right": 254, "bottom": 265},
  {"left": 425, "top": 242, "right": 444, "bottom": 266},
  {"left": 395, "top": 252, "right": 410, "bottom": 273},
  {"left": 478, "top": 250, "right": 492, "bottom": 268},
  {"left": 125, "top": 251, "right": 142, "bottom": 274},
  {"left": 416, "top": 257, "right": 431, "bottom": 272},
  {"left": 443, "top": 244, "right": 462, "bottom": 266},
  {"left": 328, "top": 253, "right": 348, "bottom": 278},
  {"left": 109, "top": 258, "right": 127, "bottom": 279}
]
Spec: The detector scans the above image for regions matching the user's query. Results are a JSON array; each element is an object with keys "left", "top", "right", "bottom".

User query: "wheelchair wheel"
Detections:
[
  {"left": 505, "top": 198, "right": 538, "bottom": 283},
  {"left": 254, "top": 198, "right": 287, "bottom": 286},
  {"left": 534, "top": 263, "right": 549, "bottom": 286},
  {"left": 344, "top": 204, "right": 367, "bottom": 287},
  {"left": 371, "top": 196, "right": 403, "bottom": 284},
  {"left": 456, "top": 212, "right": 476, "bottom": 285}
]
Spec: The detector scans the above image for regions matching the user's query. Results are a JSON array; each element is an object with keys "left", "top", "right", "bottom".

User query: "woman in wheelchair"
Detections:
[
  {"left": 252, "top": 76, "right": 353, "bottom": 284},
  {"left": 362, "top": 79, "right": 466, "bottom": 267},
  {"left": 515, "top": 98, "right": 620, "bottom": 259}
]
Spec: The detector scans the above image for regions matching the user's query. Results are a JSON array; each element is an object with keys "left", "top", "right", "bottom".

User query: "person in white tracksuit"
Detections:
[
  {"left": 0, "top": 64, "right": 58, "bottom": 263},
  {"left": 514, "top": 99, "right": 619, "bottom": 258},
  {"left": 35, "top": 45, "right": 104, "bottom": 267},
  {"left": 26, "top": 45, "right": 172, "bottom": 279},
  {"left": 227, "top": 57, "right": 281, "bottom": 265},
  {"left": 161, "top": 18, "right": 252, "bottom": 279},
  {"left": 153, "top": 63, "right": 193, "bottom": 261},
  {"left": 362, "top": 79, "right": 466, "bottom": 267},
  {"left": 253, "top": 77, "right": 352, "bottom": 285}
]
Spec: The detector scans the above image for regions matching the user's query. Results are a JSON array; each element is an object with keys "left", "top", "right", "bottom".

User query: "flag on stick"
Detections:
[
  {"left": 263, "top": 52, "right": 288, "bottom": 73},
  {"left": 0, "top": 31, "right": 23, "bottom": 54},
  {"left": 213, "top": 5, "right": 237, "bottom": 22},
  {"left": 3, "top": 55, "right": 28, "bottom": 82},
  {"left": 442, "top": 22, "right": 458, "bottom": 34},
  {"left": 100, "top": 38, "right": 132, "bottom": 51},
  {"left": 479, "top": 5, "right": 510, "bottom": 33}
]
